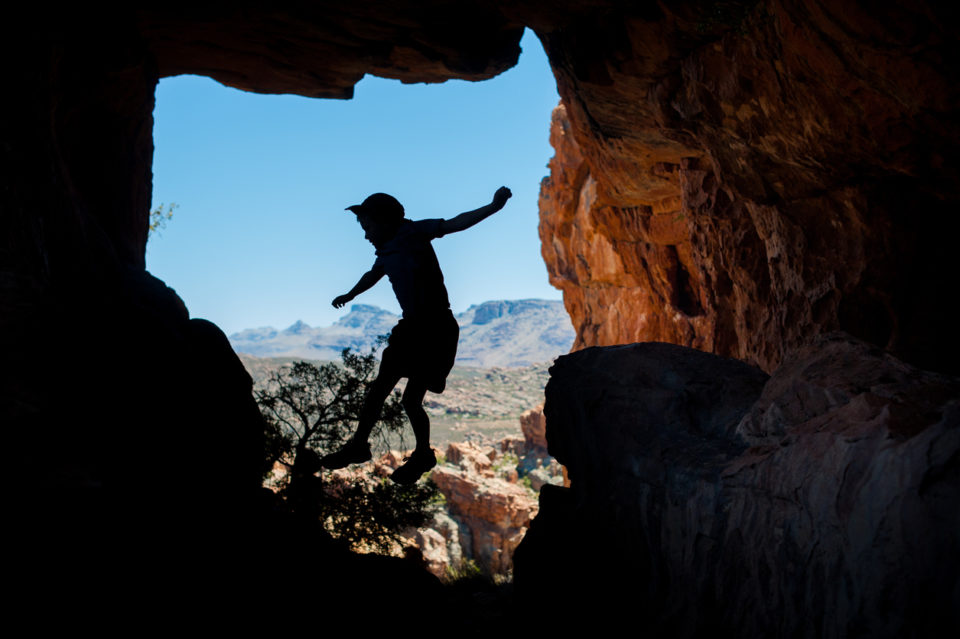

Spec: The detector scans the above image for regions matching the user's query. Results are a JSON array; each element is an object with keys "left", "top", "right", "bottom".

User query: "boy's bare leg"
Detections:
[
  {"left": 391, "top": 379, "right": 436, "bottom": 484},
  {"left": 400, "top": 379, "right": 430, "bottom": 452},
  {"left": 352, "top": 362, "right": 403, "bottom": 444}
]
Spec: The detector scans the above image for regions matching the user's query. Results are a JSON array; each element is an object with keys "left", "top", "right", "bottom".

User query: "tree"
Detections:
[{"left": 254, "top": 346, "right": 439, "bottom": 553}]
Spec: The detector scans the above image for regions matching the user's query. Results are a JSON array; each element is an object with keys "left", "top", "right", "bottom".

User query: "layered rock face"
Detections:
[
  {"left": 536, "top": 0, "right": 960, "bottom": 374},
  {"left": 539, "top": 105, "right": 711, "bottom": 353},
  {"left": 138, "top": 3, "right": 523, "bottom": 99},
  {"left": 431, "top": 442, "right": 539, "bottom": 576},
  {"left": 514, "top": 335, "right": 960, "bottom": 636}
]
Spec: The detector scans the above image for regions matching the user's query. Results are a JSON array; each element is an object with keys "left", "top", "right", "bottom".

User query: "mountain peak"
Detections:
[
  {"left": 284, "top": 319, "right": 310, "bottom": 334},
  {"left": 348, "top": 304, "right": 389, "bottom": 315},
  {"left": 335, "top": 305, "right": 399, "bottom": 330}
]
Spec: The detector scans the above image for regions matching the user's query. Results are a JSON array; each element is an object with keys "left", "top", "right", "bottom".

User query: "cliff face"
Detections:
[
  {"left": 536, "top": 0, "right": 960, "bottom": 373},
  {"left": 515, "top": 335, "right": 960, "bottom": 636},
  {"left": 539, "top": 105, "right": 710, "bottom": 354},
  {"left": 430, "top": 442, "right": 539, "bottom": 576}
]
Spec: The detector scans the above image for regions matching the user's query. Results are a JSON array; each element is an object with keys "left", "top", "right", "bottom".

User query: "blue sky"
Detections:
[{"left": 148, "top": 29, "right": 562, "bottom": 336}]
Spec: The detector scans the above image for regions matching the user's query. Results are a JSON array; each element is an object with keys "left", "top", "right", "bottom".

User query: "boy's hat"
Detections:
[{"left": 346, "top": 193, "right": 404, "bottom": 224}]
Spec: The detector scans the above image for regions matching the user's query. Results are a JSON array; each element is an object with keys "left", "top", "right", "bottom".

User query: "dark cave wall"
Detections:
[
  {"left": 3, "top": 11, "right": 165, "bottom": 519},
  {"left": 1, "top": 9, "right": 155, "bottom": 285},
  {"left": 138, "top": 2, "right": 526, "bottom": 97},
  {"left": 515, "top": 336, "right": 960, "bottom": 637}
]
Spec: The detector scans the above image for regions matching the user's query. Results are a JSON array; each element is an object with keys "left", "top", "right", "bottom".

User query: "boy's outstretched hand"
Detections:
[
  {"left": 492, "top": 186, "right": 512, "bottom": 209},
  {"left": 332, "top": 294, "right": 352, "bottom": 308}
]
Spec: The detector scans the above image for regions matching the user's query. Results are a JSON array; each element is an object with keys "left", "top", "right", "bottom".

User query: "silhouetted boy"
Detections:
[{"left": 321, "top": 187, "right": 512, "bottom": 484}]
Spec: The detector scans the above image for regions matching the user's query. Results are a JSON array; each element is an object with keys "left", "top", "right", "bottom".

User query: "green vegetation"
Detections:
[
  {"left": 239, "top": 353, "right": 551, "bottom": 448},
  {"left": 445, "top": 558, "right": 483, "bottom": 583},
  {"left": 520, "top": 475, "right": 534, "bottom": 493},
  {"left": 321, "top": 476, "right": 440, "bottom": 553},
  {"left": 148, "top": 202, "right": 178, "bottom": 238},
  {"left": 492, "top": 451, "right": 520, "bottom": 474},
  {"left": 254, "top": 348, "right": 439, "bottom": 553}
]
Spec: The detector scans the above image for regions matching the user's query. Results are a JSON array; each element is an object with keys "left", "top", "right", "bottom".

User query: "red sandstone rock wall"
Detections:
[
  {"left": 539, "top": 105, "right": 712, "bottom": 354},
  {"left": 535, "top": 0, "right": 960, "bottom": 373}
]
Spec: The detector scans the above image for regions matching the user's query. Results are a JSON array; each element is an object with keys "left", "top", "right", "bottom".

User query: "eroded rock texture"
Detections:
[
  {"left": 536, "top": 0, "right": 960, "bottom": 374},
  {"left": 514, "top": 335, "right": 960, "bottom": 637},
  {"left": 432, "top": 468, "right": 537, "bottom": 576},
  {"left": 539, "top": 105, "right": 710, "bottom": 352},
  {"left": 139, "top": 3, "right": 524, "bottom": 98}
]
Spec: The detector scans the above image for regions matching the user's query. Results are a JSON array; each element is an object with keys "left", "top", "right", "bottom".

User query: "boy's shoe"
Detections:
[
  {"left": 319, "top": 439, "right": 372, "bottom": 469},
  {"left": 390, "top": 448, "right": 437, "bottom": 485}
]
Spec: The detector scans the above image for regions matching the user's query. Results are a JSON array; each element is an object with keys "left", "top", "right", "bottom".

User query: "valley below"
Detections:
[{"left": 239, "top": 353, "right": 552, "bottom": 448}]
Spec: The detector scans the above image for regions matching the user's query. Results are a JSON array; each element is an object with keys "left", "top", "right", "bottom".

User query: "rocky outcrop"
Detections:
[
  {"left": 539, "top": 105, "right": 711, "bottom": 355},
  {"left": 138, "top": 4, "right": 524, "bottom": 99},
  {"left": 409, "top": 512, "right": 465, "bottom": 578},
  {"left": 517, "top": 406, "right": 566, "bottom": 488},
  {"left": 519, "top": 407, "right": 548, "bottom": 451},
  {"left": 514, "top": 335, "right": 960, "bottom": 636},
  {"left": 454, "top": 300, "right": 576, "bottom": 367},
  {"left": 536, "top": 1, "right": 960, "bottom": 374},
  {"left": 431, "top": 442, "right": 539, "bottom": 576},
  {"left": 341, "top": 441, "right": 547, "bottom": 579}
]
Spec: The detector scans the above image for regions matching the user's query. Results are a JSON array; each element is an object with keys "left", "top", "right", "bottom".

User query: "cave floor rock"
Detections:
[{"left": 515, "top": 334, "right": 959, "bottom": 638}]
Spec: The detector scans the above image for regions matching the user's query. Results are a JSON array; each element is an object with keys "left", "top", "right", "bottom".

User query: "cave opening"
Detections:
[
  {"left": 148, "top": 28, "right": 563, "bottom": 338},
  {"left": 8, "top": 4, "right": 960, "bottom": 629},
  {"left": 144, "top": 27, "right": 571, "bottom": 582}
]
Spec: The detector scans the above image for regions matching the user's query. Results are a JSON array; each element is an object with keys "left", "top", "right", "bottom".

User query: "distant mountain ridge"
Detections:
[{"left": 229, "top": 299, "right": 574, "bottom": 367}]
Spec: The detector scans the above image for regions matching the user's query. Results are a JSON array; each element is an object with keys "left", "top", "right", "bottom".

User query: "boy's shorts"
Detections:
[{"left": 381, "top": 310, "right": 459, "bottom": 393}]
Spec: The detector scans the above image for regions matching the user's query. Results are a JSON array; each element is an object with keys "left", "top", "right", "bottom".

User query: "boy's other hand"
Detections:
[
  {"left": 492, "top": 186, "right": 512, "bottom": 209},
  {"left": 332, "top": 294, "right": 352, "bottom": 308}
]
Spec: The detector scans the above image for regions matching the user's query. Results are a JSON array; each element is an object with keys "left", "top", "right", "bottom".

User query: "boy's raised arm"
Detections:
[
  {"left": 439, "top": 186, "right": 511, "bottom": 235},
  {"left": 332, "top": 265, "right": 384, "bottom": 308}
]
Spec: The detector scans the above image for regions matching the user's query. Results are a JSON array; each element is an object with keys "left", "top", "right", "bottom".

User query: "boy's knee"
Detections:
[
  {"left": 368, "top": 372, "right": 399, "bottom": 399},
  {"left": 401, "top": 383, "right": 427, "bottom": 412},
  {"left": 400, "top": 393, "right": 421, "bottom": 413}
]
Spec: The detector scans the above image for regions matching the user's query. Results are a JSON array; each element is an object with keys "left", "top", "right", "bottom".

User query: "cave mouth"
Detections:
[
  {"left": 148, "top": 29, "right": 563, "bottom": 338},
  {"left": 10, "top": 6, "right": 960, "bottom": 626}
]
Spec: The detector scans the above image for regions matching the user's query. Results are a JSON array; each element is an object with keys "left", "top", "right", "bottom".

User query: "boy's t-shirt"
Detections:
[{"left": 372, "top": 218, "right": 451, "bottom": 320}]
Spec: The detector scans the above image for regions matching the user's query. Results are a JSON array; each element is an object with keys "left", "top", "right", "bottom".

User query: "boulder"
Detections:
[{"left": 515, "top": 335, "right": 960, "bottom": 637}]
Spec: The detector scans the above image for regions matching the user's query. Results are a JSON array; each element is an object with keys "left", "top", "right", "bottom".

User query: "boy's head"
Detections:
[
  {"left": 346, "top": 193, "right": 404, "bottom": 225},
  {"left": 346, "top": 193, "right": 405, "bottom": 247}
]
